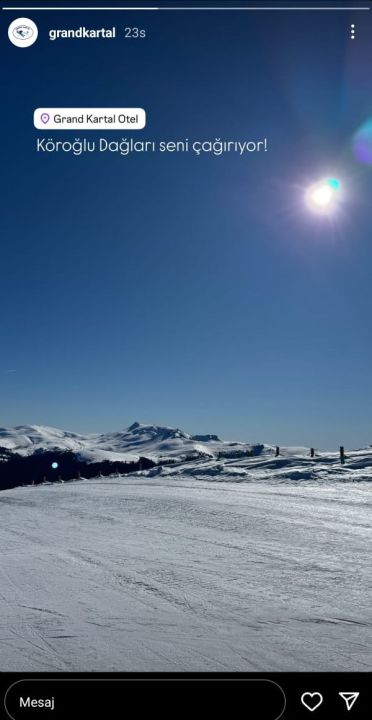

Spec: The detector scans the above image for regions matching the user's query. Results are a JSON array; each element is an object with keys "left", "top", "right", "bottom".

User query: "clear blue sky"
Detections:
[{"left": 1, "top": 3, "right": 372, "bottom": 448}]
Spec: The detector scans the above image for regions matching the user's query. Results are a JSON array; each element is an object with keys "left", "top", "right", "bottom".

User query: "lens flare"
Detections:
[
  {"left": 306, "top": 178, "right": 341, "bottom": 214},
  {"left": 353, "top": 119, "right": 372, "bottom": 165}
]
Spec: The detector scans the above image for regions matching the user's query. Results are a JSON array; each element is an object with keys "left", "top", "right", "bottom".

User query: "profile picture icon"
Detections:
[{"left": 8, "top": 17, "right": 38, "bottom": 47}]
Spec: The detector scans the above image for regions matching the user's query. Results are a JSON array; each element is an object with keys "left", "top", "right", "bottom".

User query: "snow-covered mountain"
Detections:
[
  {"left": 1, "top": 425, "right": 372, "bottom": 672},
  {"left": 1, "top": 422, "right": 372, "bottom": 484},
  {"left": 0, "top": 421, "right": 263, "bottom": 464}
]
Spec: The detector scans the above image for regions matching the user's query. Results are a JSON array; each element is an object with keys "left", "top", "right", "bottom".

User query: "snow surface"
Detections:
[{"left": 1, "top": 468, "right": 371, "bottom": 671}]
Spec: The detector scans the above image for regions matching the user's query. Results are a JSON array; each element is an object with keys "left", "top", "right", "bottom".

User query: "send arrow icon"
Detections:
[{"left": 339, "top": 692, "right": 360, "bottom": 711}]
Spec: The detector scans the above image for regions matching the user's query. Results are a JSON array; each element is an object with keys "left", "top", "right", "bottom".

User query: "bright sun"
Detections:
[{"left": 306, "top": 178, "right": 341, "bottom": 214}]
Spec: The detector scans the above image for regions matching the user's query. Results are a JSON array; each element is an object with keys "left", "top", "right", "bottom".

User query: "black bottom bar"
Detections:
[{"left": 2, "top": 673, "right": 371, "bottom": 720}]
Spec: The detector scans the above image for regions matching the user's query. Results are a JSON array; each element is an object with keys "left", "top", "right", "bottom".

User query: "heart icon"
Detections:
[{"left": 301, "top": 692, "right": 323, "bottom": 712}]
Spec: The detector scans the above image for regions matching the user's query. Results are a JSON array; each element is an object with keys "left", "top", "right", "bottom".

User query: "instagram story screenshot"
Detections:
[{"left": 1, "top": 0, "right": 372, "bottom": 717}]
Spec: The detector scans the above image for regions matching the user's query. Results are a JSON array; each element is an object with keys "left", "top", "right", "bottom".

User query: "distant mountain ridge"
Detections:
[
  {"left": 0, "top": 422, "right": 262, "bottom": 464},
  {"left": 1, "top": 423, "right": 372, "bottom": 491}
]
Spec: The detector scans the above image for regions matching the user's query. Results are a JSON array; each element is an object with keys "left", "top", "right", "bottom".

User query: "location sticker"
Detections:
[{"left": 41, "top": 112, "right": 50, "bottom": 124}]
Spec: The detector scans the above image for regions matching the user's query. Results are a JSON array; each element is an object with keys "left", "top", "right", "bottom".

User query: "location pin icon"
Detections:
[{"left": 41, "top": 113, "right": 50, "bottom": 124}]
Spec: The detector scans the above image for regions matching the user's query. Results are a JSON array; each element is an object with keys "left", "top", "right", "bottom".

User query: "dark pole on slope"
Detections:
[
  {"left": 275, "top": 446, "right": 280, "bottom": 457},
  {"left": 310, "top": 448, "right": 315, "bottom": 458},
  {"left": 340, "top": 446, "right": 345, "bottom": 465}
]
